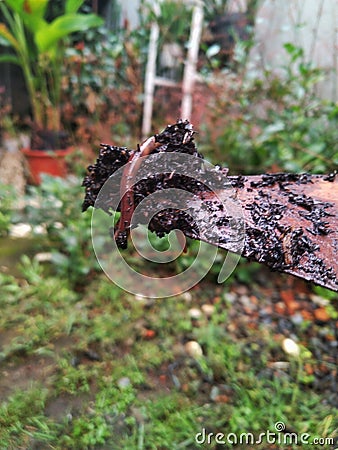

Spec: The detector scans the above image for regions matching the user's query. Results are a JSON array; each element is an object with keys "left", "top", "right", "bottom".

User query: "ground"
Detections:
[{"left": 0, "top": 255, "right": 337, "bottom": 449}]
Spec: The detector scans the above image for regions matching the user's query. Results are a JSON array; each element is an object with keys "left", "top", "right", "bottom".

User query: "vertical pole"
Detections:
[
  {"left": 142, "top": 3, "right": 160, "bottom": 138},
  {"left": 181, "top": 0, "right": 204, "bottom": 121}
]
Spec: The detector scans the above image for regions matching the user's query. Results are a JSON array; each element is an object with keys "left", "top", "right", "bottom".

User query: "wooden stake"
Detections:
[{"left": 181, "top": 1, "right": 204, "bottom": 120}]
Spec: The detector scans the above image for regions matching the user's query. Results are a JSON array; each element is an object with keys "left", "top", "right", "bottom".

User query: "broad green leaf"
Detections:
[
  {"left": 35, "top": 13, "right": 103, "bottom": 53},
  {"left": 3, "top": 0, "right": 47, "bottom": 33},
  {"left": 65, "top": 0, "right": 85, "bottom": 14},
  {"left": 4, "top": 0, "right": 47, "bottom": 18},
  {"left": 22, "top": 0, "right": 48, "bottom": 18},
  {"left": 0, "top": 54, "right": 21, "bottom": 65},
  {"left": 2, "top": 0, "right": 25, "bottom": 15}
]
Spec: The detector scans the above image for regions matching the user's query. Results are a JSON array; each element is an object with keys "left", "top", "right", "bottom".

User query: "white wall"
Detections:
[
  {"left": 119, "top": 0, "right": 140, "bottom": 29},
  {"left": 248, "top": 0, "right": 337, "bottom": 100}
]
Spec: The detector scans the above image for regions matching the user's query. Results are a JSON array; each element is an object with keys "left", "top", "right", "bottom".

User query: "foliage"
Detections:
[
  {"left": 0, "top": 0, "right": 103, "bottom": 132},
  {"left": 200, "top": 43, "right": 338, "bottom": 174},
  {"left": 140, "top": 0, "right": 191, "bottom": 46},
  {"left": 63, "top": 24, "right": 146, "bottom": 145},
  {"left": 25, "top": 174, "right": 99, "bottom": 286},
  {"left": 0, "top": 183, "right": 15, "bottom": 237}
]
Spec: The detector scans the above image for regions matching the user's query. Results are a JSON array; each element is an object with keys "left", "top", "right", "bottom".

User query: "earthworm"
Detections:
[{"left": 114, "top": 136, "right": 161, "bottom": 244}]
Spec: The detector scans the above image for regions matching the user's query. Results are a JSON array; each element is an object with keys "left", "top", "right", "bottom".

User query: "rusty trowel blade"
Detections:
[
  {"left": 82, "top": 120, "right": 337, "bottom": 291},
  {"left": 186, "top": 173, "right": 338, "bottom": 291}
]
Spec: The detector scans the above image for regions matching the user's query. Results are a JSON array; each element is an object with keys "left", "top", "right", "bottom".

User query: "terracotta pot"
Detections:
[{"left": 21, "top": 147, "right": 74, "bottom": 185}]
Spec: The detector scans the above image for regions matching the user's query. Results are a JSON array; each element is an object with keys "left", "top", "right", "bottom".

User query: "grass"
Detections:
[
  {"left": 0, "top": 175, "right": 336, "bottom": 449},
  {"left": 0, "top": 266, "right": 337, "bottom": 449}
]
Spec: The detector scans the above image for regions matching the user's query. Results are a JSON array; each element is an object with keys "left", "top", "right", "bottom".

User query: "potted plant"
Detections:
[{"left": 0, "top": 0, "right": 103, "bottom": 183}]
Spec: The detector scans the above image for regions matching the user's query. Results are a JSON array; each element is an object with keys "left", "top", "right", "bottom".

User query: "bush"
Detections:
[
  {"left": 0, "top": 183, "right": 15, "bottom": 237},
  {"left": 25, "top": 175, "right": 99, "bottom": 286},
  {"left": 200, "top": 43, "right": 338, "bottom": 174}
]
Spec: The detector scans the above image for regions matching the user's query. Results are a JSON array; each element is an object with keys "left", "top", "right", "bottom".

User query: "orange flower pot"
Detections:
[{"left": 21, "top": 147, "right": 74, "bottom": 185}]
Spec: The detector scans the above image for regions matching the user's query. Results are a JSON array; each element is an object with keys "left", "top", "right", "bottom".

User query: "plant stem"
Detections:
[{"left": 13, "top": 13, "right": 43, "bottom": 129}]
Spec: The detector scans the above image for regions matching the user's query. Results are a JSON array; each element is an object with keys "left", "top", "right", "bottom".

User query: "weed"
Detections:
[{"left": 0, "top": 183, "right": 15, "bottom": 237}]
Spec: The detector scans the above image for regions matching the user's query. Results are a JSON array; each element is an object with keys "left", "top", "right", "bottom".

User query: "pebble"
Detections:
[
  {"left": 9, "top": 223, "right": 32, "bottom": 238},
  {"left": 134, "top": 294, "right": 154, "bottom": 306},
  {"left": 35, "top": 252, "right": 52, "bottom": 262},
  {"left": 236, "top": 285, "right": 249, "bottom": 295},
  {"left": 33, "top": 224, "right": 47, "bottom": 235},
  {"left": 290, "top": 313, "right": 303, "bottom": 325},
  {"left": 201, "top": 304, "right": 215, "bottom": 318},
  {"left": 282, "top": 338, "right": 300, "bottom": 357},
  {"left": 310, "top": 294, "right": 329, "bottom": 307},
  {"left": 239, "top": 295, "right": 254, "bottom": 310},
  {"left": 54, "top": 222, "right": 64, "bottom": 229},
  {"left": 185, "top": 341, "right": 203, "bottom": 358},
  {"left": 210, "top": 385, "right": 219, "bottom": 401},
  {"left": 224, "top": 292, "right": 237, "bottom": 304},
  {"left": 182, "top": 292, "right": 192, "bottom": 302},
  {"left": 117, "top": 377, "right": 131, "bottom": 388},
  {"left": 188, "top": 308, "right": 202, "bottom": 320},
  {"left": 268, "top": 361, "right": 290, "bottom": 370}
]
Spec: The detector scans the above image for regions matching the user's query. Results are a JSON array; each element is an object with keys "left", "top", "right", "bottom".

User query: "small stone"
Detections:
[
  {"left": 290, "top": 313, "right": 303, "bottom": 325},
  {"left": 188, "top": 308, "right": 202, "bottom": 320},
  {"left": 134, "top": 295, "right": 154, "bottom": 306},
  {"left": 310, "top": 294, "right": 329, "bottom": 307},
  {"left": 182, "top": 292, "right": 192, "bottom": 302},
  {"left": 117, "top": 377, "right": 131, "bottom": 388},
  {"left": 35, "top": 252, "right": 52, "bottom": 262},
  {"left": 225, "top": 292, "right": 237, "bottom": 304},
  {"left": 282, "top": 338, "right": 300, "bottom": 357},
  {"left": 268, "top": 361, "right": 290, "bottom": 370},
  {"left": 239, "top": 295, "right": 254, "bottom": 309},
  {"left": 9, "top": 223, "right": 32, "bottom": 238},
  {"left": 236, "top": 285, "right": 248, "bottom": 295},
  {"left": 33, "top": 224, "right": 47, "bottom": 235},
  {"left": 185, "top": 341, "right": 203, "bottom": 358},
  {"left": 201, "top": 304, "right": 215, "bottom": 318},
  {"left": 53, "top": 221, "right": 64, "bottom": 229},
  {"left": 210, "top": 385, "right": 219, "bottom": 401}
]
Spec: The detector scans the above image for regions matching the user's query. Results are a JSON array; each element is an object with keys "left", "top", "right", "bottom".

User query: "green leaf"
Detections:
[
  {"left": 35, "top": 13, "right": 104, "bottom": 53},
  {"left": 1, "top": 0, "right": 25, "bottom": 14},
  {"left": 308, "top": 142, "right": 325, "bottom": 154},
  {"left": 65, "top": 0, "right": 85, "bottom": 14},
  {"left": 3, "top": 0, "right": 48, "bottom": 33},
  {"left": 0, "top": 54, "right": 21, "bottom": 65},
  {"left": 283, "top": 42, "right": 303, "bottom": 62},
  {"left": 23, "top": 0, "right": 49, "bottom": 19},
  {"left": 4, "top": 0, "right": 48, "bottom": 18}
]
